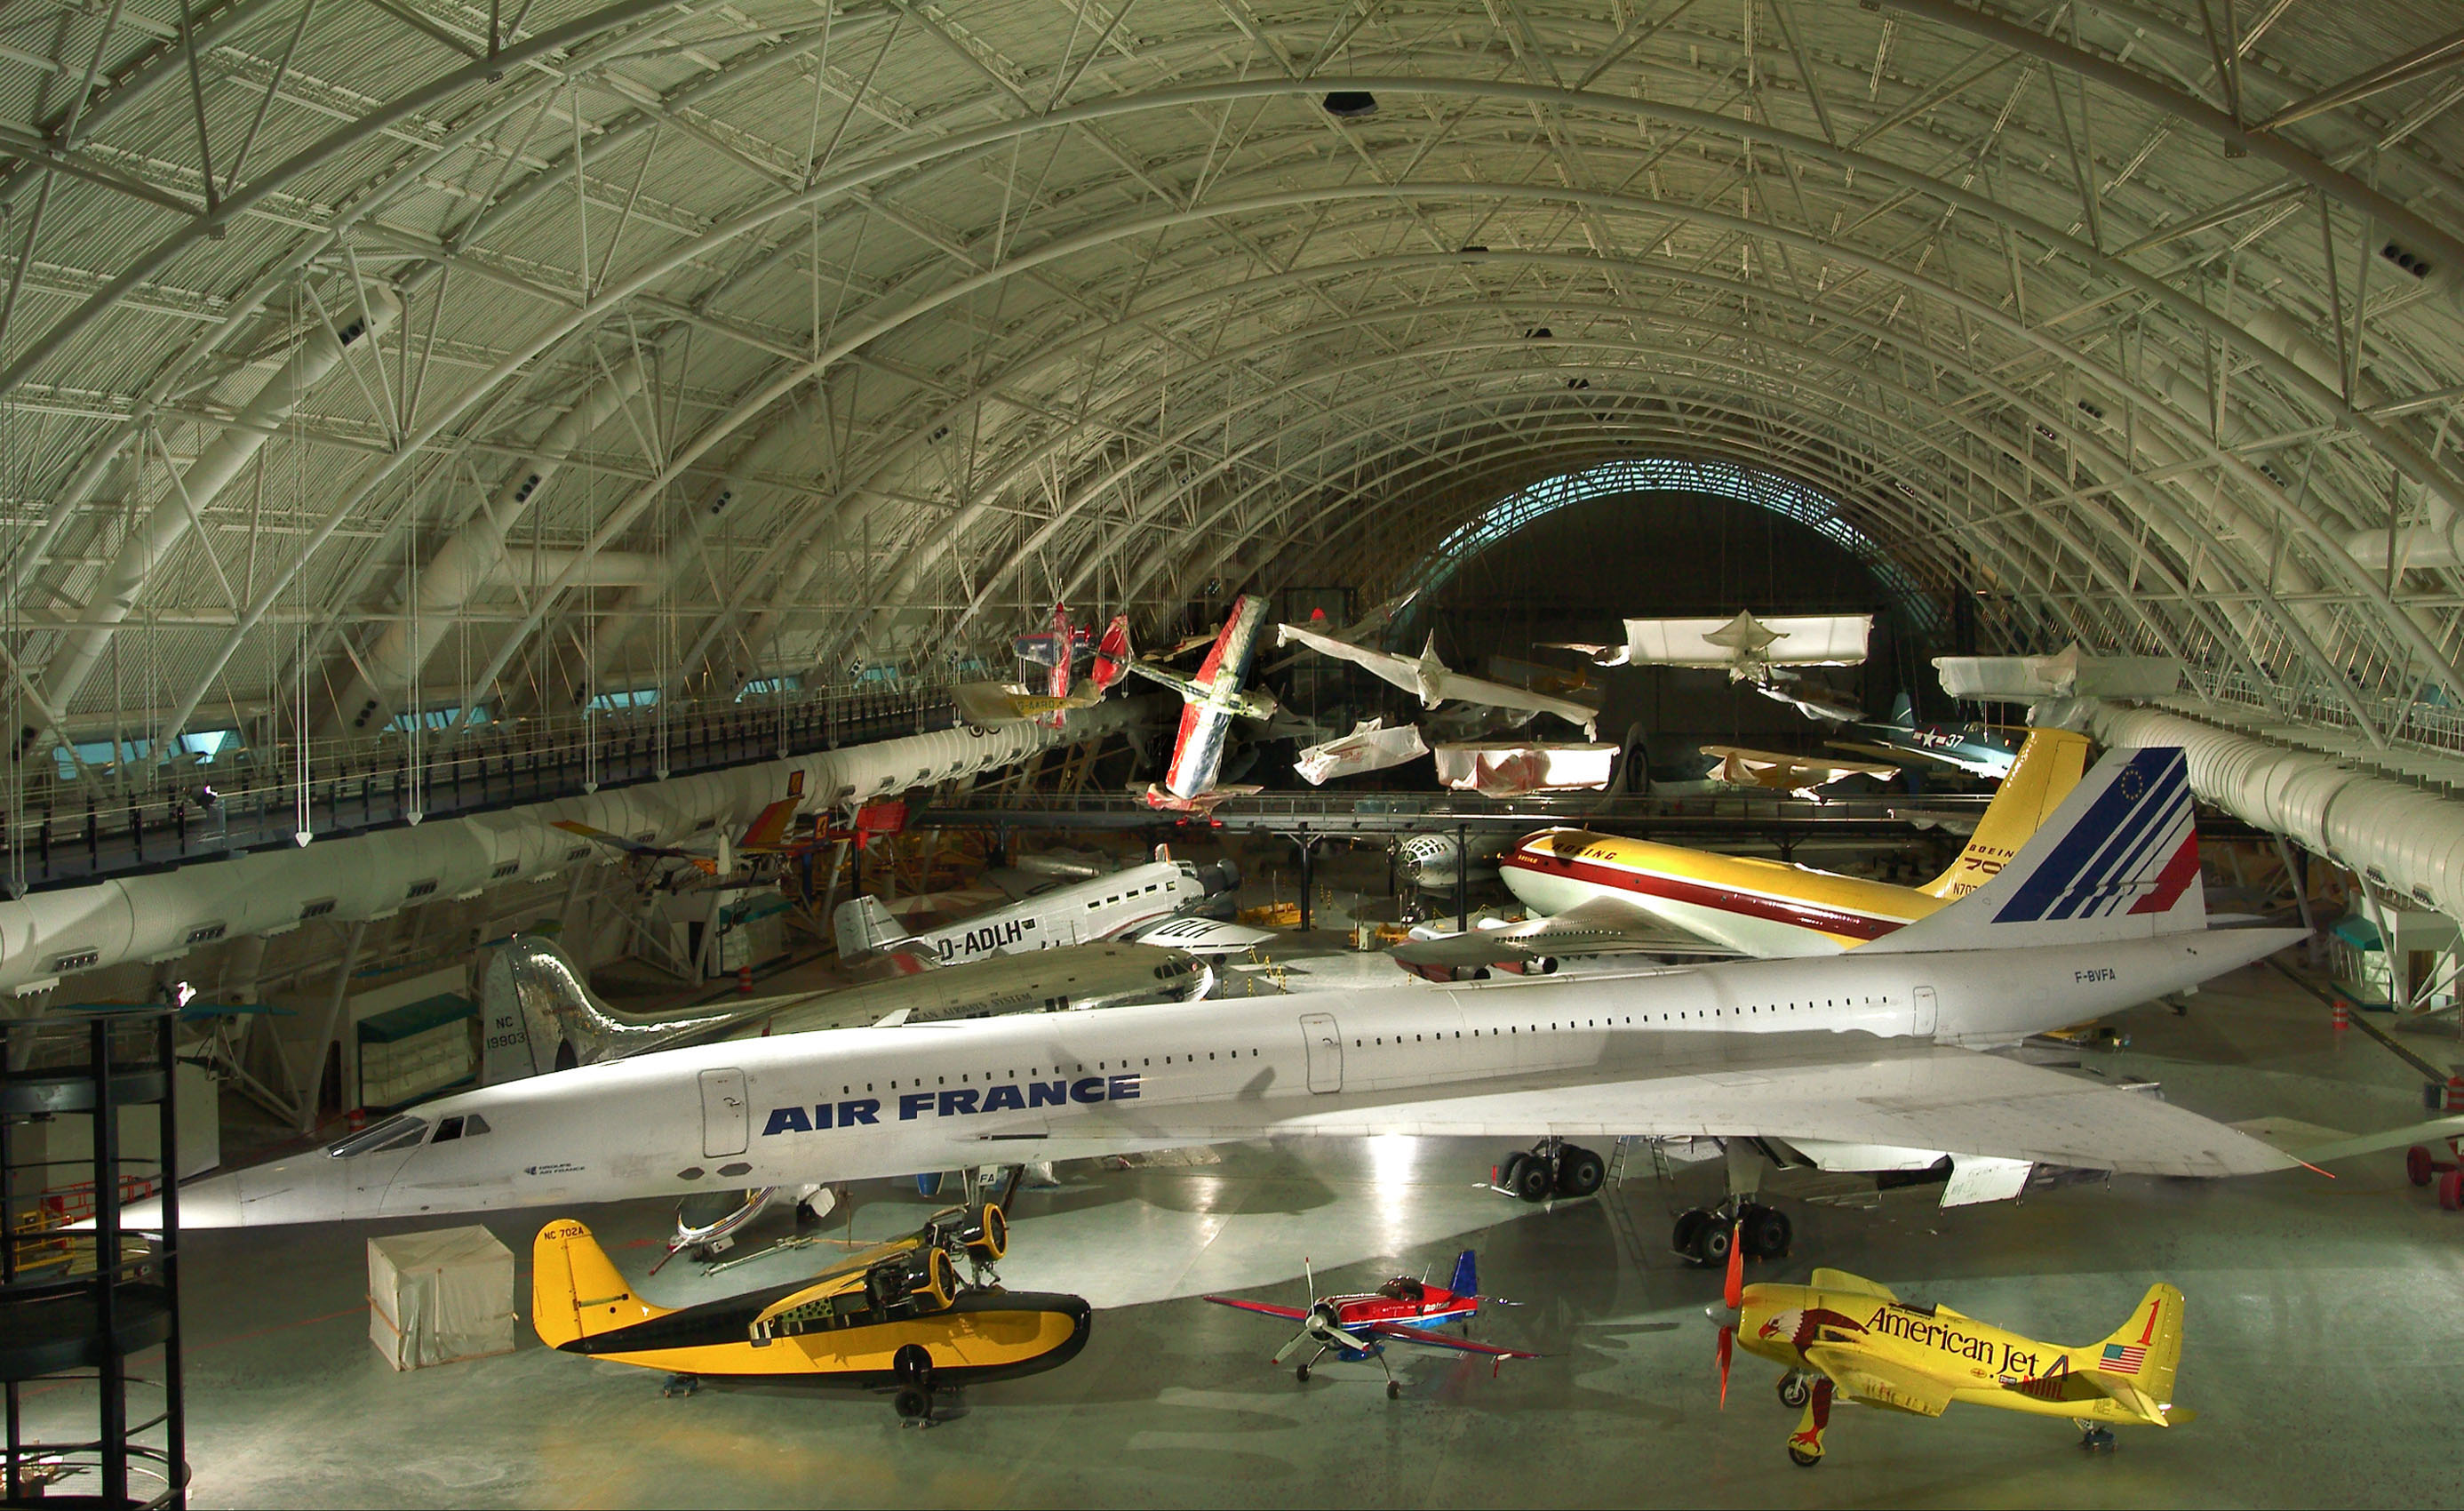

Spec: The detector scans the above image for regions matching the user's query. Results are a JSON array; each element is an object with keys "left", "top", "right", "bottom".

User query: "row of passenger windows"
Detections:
[
  {"left": 1088, "top": 881, "right": 1168, "bottom": 910},
  {"left": 1347, "top": 996, "right": 1892, "bottom": 1046},
  {"left": 823, "top": 994, "right": 1901, "bottom": 1096},
  {"left": 838, "top": 1050, "right": 1259, "bottom": 1094}
]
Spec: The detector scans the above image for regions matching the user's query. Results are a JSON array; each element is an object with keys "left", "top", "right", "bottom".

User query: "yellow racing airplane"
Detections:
[
  {"left": 1702, "top": 1233, "right": 2191, "bottom": 1465},
  {"left": 533, "top": 1200, "right": 1090, "bottom": 1419},
  {"left": 1466, "top": 727, "right": 2092, "bottom": 962}
]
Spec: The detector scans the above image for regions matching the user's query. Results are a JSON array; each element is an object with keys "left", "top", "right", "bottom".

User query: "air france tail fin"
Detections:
[
  {"left": 1918, "top": 728, "right": 2092, "bottom": 899},
  {"left": 531, "top": 1219, "right": 668, "bottom": 1350},
  {"left": 1868, "top": 746, "right": 2206, "bottom": 952},
  {"left": 2082, "top": 1283, "right": 2184, "bottom": 1421},
  {"left": 1449, "top": 1249, "right": 1478, "bottom": 1299},
  {"left": 480, "top": 935, "right": 745, "bottom": 1084},
  {"left": 834, "top": 893, "right": 913, "bottom": 958}
]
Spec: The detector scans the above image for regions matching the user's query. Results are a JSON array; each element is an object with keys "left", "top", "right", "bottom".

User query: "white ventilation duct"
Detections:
[
  {"left": 490, "top": 548, "right": 662, "bottom": 588},
  {"left": 0, "top": 698, "right": 1149, "bottom": 995},
  {"left": 333, "top": 356, "right": 647, "bottom": 732},
  {"left": 2090, "top": 702, "right": 2464, "bottom": 919},
  {"left": 38, "top": 285, "right": 404, "bottom": 722},
  {"left": 594, "top": 389, "right": 827, "bottom": 691}
]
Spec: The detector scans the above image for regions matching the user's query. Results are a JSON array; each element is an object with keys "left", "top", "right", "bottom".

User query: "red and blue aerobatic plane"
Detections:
[{"left": 1204, "top": 1251, "right": 1535, "bottom": 1396}]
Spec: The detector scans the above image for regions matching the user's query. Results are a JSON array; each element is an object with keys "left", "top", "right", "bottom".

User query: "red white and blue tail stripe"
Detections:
[{"left": 1867, "top": 747, "right": 2205, "bottom": 952}]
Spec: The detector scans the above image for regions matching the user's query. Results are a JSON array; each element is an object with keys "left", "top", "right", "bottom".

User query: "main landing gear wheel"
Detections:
[
  {"left": 1778, "top": 1374, "right": 1811, "bottom": 1410},
  {"left": 2078, "top": 1425, "right": 2116, "bottom": 1451},
  {"left": 1387, "top": 1380, "right": 1402, "bottom": 1399},
  {"left": 1555, "top": 1146, "right": 1606, "bottom": 1199},
  {"left": 1511, "top": 1157, "right": 1556, "bottom": 1203},
  {"left": 2441, "top": 1169, "right": 2464, "bottom": 1211},
  {"left": 1741, "top": 1203, "right": 1792, "bottom": 1260},
  {"left": 1671, "top": 1209, "right": 1710, "bottom": 1261},
  {"left": 1788, "top": 1444, "right": 1822, "bottom": 1468},
  {"left": 1697, "top": 1220, "right": 1734, "bottom": 1267},
  {"left": 1295, "top": 1364, "right": 1312, "bottom": 1383},
  {"left": 2406, "top": 1145, "right": 2436, "bottom": 1187},
  {"left": 660, "top": 1373, "right": 700, "bottom": 1398},
  {"left": 892, "top": 1344, "right": 937, "bottom": 1423}
]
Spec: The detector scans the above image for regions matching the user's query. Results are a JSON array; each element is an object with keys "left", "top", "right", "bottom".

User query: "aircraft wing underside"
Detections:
[
  {"left": 1389, "top": 896, "right": 1746, "bottom": 969},
  {"left": 953, "top": 1041, "right": 2296, "bottom": 1179}
]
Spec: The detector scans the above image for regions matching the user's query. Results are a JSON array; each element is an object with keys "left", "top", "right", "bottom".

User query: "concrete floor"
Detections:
[{"left": 75, "top": 951, "right": 2460, "bottom": 1508}]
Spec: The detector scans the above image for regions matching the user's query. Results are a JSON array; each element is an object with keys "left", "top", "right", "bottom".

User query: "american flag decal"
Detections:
[{"left": 2099, "top": 1341, "right": 2146, "bottom": 1375}]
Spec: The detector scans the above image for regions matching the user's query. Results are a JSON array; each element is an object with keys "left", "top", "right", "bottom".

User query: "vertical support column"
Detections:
[
  {"left": 1296, "top": 833, "right": 1313, "bottom": 931},
  {"left": 92, "top": 1019, "right": 124, "bottom": 1509},
  {"left": 155, "top": 1010, "right": 183, "bottom": 1509},
  {"left": 300, "top": 921, "right": 368, "bottom": 1133},
  {"left": 1455, "top": 824, "right": 1469, "bottom": 935}
]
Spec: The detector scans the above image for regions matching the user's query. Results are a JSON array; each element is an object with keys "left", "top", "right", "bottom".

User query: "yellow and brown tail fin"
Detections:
[
  {"left": 2085, "top": 1282, "right": 2186, "bottom": 1420},
  {"left": 531, "top": 1219, "right": 668, "bottom": 1349},
  {"left": 1918, "top": 728, "right": 2092, "bottom": 899}
]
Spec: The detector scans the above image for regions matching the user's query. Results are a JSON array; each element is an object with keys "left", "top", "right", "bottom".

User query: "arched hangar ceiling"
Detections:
[{"left": 4, "top": 0, "right": 2464, "bottom": 753}]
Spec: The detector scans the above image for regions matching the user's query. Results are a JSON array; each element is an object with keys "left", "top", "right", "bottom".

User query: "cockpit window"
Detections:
[
  {"left": 432, "top": 1115, "right": 465, "bottom": 1144},
  {"left": 463, "top": 1114, "right": 491, "bottom": 1137},
  {"left": 1376, "top": 1277, "right": 1425, "bottom": 1302},
  {"left": 326, "top": 1115, "right": 427, "bottom": 1158}
]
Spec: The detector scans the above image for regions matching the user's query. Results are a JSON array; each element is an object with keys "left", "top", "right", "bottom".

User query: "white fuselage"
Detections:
[
  {"left": 905, "top": 861, "right": 1202, "bottom": 963},
  {"left": 177, "top": 927, "right": 2286, "bottom": 1227}
]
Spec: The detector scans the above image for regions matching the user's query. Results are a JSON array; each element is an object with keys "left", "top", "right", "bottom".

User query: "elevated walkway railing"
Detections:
[{"left": 0, "top": 682, "right": 963, "bottom": 896}]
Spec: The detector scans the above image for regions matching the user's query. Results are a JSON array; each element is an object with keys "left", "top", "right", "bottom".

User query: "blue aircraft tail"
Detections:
[{"left": 1449, "top": 1249, "right": 1477, "bottom": 1299}]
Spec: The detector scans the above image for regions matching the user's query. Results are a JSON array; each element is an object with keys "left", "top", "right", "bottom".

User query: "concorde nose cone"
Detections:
[{"left": 108, "top": 1171, "right": 245, "bottom": 1230}]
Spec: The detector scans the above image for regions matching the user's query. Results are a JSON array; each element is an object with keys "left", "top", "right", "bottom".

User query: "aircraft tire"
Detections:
[
  {"left": 1511, "top": 1158, "right": 1556, "bottom": 1203},
  {"left": 1671, "top": 1210, "right": 1709, "bottom": 1260},
  {"left": 2440, "top": 1169, "right": 2464, "bottom": 1211},
  {"left": 893, "top": 1386, "right": 931, "bottom": 1420},
  {"left": 1788, "top": 1445, "right": 1822, "bottom": 1467},
  {"left": 1296, "top": 1365, "right": 1312, "bottom": 1383},
  {"left": 1387, "top": 1380, "right": 1402, "bottom": 1399},
  {"left": 2407, "top": 1145, "right": 2436, "bottom": 1187},
  {"left": 1499, "top": 1153, "right": 1530, "bottom": 1194},
  {"left": 1743, "top": 1205, "right": 1792, "bottom": 1259},
  {"left": 1555, "top": 1147, "right": 1606, "bottom": 1199},
  {"left": 1697, "top": 1221, "right": 1734, "bottom": 1267}
]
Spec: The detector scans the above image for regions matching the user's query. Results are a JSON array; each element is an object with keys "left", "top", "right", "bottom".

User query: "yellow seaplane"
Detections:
[
  {"left": 1703, "top": 1234, "right": 2191, "bottom": 1465},
  {"left": 533, "top": 1201, "right": 1089, "bottom": 1420}
]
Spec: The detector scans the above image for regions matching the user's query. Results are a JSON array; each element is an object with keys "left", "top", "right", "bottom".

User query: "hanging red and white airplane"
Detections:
[
  {"left": 1205, "top": 1250, "right": 1535, "bottom": 1396},
  {"left": 959, "top": 604, "right": 1133, "bottom": 729},
  {"left": 1122, "top": 595, "right": 1277, "bottom": 812}
]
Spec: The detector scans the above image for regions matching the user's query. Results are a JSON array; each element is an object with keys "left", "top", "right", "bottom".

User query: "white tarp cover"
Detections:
[
  {"left": 1934, "top": 645, "right": 2183, "bottom": 700},
  {"left": 1433, "top": 742, "right": 1618, "bottom": 797},
  {"left": 1292, "top": 719, "right": 1429, "bottom": 785},
  {"left": 368, "top": 1225, "right": 516, "bottom": 1370},
  {"left": 1623, "top": 612, "right": 1871, "bottom": 668}
]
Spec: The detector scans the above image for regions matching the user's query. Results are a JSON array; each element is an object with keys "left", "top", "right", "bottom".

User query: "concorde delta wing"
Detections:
[{"left": 996, "top": 1041, "right": 2299, "bottom": 1180}]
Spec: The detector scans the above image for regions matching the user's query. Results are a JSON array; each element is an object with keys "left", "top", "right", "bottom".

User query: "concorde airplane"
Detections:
[{"left": 152, "top": 746, "right": 2301, "bottom": 1235}]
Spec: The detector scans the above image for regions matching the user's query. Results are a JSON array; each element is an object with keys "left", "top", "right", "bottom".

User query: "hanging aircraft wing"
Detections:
[
  {"left": 548, "top": 820, "right": 713, "bottom": 869},
  {"left": 1275, "top": 621, "right": 1424, "bottom": 697},
  {"left": 1389, "top": 897, "right": 1745, "bottom": 969}
]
